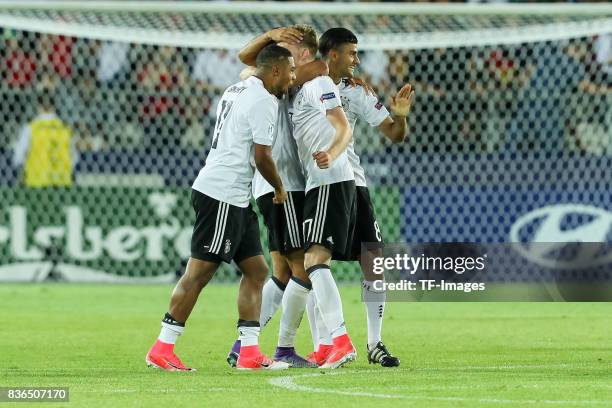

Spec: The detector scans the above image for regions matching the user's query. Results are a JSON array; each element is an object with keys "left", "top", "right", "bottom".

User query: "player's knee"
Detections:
[
  {"left": 272, "top": 268, "right": 291, "bottom": 285},
  {"left": 271, "top": 251, "right": 291, "bottom": 285},
  {"left": 292, "top": 267, "right": 310, "bottom": 283},
  {"left": 238, "top": 255, "right": 269, "bottom": 284},
  {"left": 287, "top": 255, "right": 309, "bottom": 282},
  {"left": 184, "top": 257, "right": 217, "bottom": 288},
  {"left": 359, "top": 247, "right": 384, "bottom": 281},
  {"left": 246, "top": 267, "right": 268, "bottom": 284},
  {"left": 304, "top": 245, "right": 331, "bottom": 271},
  {"left": 362, "top": 268, "right": 383, "bottom": 281}
]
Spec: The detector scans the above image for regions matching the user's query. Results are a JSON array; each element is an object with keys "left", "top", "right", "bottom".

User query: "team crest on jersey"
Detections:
[
  {"left": 374, "top": 101, "right": 383, "bottom": 110},
  {"left": 320, "top": 92, "right": 336, "bottom": 102},
  {"left": 224, "top": 239, "right": 231, "bottom": 254},
  {"left": 340, "top": 95, "right": 350, "bottom": 112}
]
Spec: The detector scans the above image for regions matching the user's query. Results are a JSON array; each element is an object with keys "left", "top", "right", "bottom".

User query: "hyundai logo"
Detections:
[{"left": 509, "top": 204, "right": 612, "bottom": 269}]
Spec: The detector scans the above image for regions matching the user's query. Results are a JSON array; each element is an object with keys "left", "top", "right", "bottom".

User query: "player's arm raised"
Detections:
[
  {"left": 313, "top": 106, "right": 352, "bottom": 169},
  {"left": 238, "top": 27, "right": 303, "bottom": 66},
  {"left": 377, "top": 83, "right": 415, "bottom": 143},
  {"left": 238, "top": 27, "right": 325, "bottom": 86},
  {"left": 243, "top": 60, "right": 327, "bottom": 87}
]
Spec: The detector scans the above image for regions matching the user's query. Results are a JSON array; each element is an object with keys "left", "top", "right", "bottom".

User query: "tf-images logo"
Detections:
[{"left": 509, "top": 204, "right": 612, "bottom": 269}]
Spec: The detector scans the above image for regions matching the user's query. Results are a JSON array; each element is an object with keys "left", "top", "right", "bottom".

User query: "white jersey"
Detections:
[
  {"left": 291, "top": 76, "right": 354, "bottom": 192},
  {"left": 192, "top": 76, "right": 277, "bottom": 208},
  {"left": 252, "top": 93, "right": 305, "bottom": 199},
  {"left": 338, "top": 79, "right": 390, "bottom": 187}
]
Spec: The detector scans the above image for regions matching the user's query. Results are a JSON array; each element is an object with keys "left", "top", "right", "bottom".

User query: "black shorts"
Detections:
[
  {"left": 303, "top": 180, "right": 356, "bottom": 260},
  {"left": 190, "top": 189, "right": 263, "bottom": 264},
  {"left": 348, "top": 186, "right": 385, "bottom": 260},
  {"left": 256, "top": 191, "right": 305, "bottom": 255}
]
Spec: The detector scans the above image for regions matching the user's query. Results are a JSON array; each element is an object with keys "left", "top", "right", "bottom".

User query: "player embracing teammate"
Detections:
[
  {"left": 145, "top": 44, "right": 295, "bottom": 371},
  {"left": 146, "top": 25, "right": 413, "bottom": 371},
  {"left": 228, "top": 25, "right": 414, "bottom": 369},
  {"left": 307, "top": 28, "right": 414, "bottom": 367}
]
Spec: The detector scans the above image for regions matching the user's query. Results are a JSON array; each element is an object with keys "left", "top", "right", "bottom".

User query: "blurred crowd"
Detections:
[{"left": 0, "top": 29, "right": 610, "bottom": 158}]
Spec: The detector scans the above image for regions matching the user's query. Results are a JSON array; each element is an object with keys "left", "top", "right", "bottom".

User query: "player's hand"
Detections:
[
  {"left": 267, "top": 27, "right": 303, "bottom": 45},
  {"left": 273, "top": 187, "right": 288, "bottom": 204},
  {"left": 313, "top": 151, "right": 333, "bottom": 169},
  {"left": 390, "top": 83, "right": 415, "bottom": 117},
  {"left": 346, "top": 77, "right": 376, "bottom": 96}
]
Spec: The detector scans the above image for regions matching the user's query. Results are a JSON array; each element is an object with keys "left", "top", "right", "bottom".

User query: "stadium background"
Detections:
[
  {"left": 0, "top": 1, "right": 610, "bottom": 283},
  {"left": 0, "top": 3, "right": 610, "bottom": 407}
]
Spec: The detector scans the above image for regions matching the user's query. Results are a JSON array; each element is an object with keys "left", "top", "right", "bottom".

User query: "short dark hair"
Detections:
[
  {"left": 319, "top": 27, "right": 358, "bottom": 57},
  {"left": 256, "top": 44, "right": 292, "bottom": 68}
]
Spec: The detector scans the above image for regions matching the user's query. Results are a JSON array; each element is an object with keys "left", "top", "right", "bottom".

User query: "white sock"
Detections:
[
  {"left": 278, "top": 277, "right": 310, "bottom": 347},
  {"left": 238, "top": 325, "right": 260, "bottom": 347},
  {"left": 309, "top": 266, "right": 347, "bottom": 338},
  {"left": 363, "top": 280, "right": 386, "bottom": 348},
  {"left": 259, "top": 277, "right": 285, "bottom": 328},
  {"left": 159, "top": 322, "right": 184, "bottom": 345},
  {"left": 305, "top": 291, "right": 320, "bottom": 349},
  {"left": 315, "top": 302, "right": 332, "bottom": 346}
]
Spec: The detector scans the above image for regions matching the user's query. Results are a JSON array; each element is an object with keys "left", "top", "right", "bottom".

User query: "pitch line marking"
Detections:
[{"left": 268, "top": 369, "right": 611, "bottom": 406}]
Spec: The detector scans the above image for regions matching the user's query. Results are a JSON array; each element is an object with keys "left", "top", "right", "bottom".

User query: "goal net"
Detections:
[{"left": 0, "top": 1, "right": 610, "bottom": 282}]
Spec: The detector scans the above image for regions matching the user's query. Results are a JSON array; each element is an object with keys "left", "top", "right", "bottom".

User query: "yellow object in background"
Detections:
[{"left": 24, "top": 117, "right": 73, "bottom": 187}]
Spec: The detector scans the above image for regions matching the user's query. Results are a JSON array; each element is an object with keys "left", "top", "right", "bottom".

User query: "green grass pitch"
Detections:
[{"left": 1, "top": 284, "right": 610, "bottom": 407}]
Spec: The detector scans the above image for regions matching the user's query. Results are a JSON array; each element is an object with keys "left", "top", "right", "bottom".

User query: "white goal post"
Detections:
[{"left": 0, "top": 1, "right": 610, "bottom": 49}]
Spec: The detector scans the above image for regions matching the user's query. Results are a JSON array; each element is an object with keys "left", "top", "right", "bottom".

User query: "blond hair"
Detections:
[{"left": 293, "top": 24, "right": 319, "bottom": 57}]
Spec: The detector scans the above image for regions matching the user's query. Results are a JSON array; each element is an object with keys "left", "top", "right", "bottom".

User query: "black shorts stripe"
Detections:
[
  {"left": 211, "top": 202, "right": 229, "bottom": 254},
  {"left": 290, "top": 193, "right": 303, "bottom": 247},
  {"left": 319, "top": 185, "right": 330, "bottom": 242},
  {"left": 311, "top": 187, "right": 322, "bottom": 242},
  {"left": 214, "top": 202, "right": 228, "bottom": 253},
  {"left": 313, "top": 184, "right": 329, "bottom": 242},
  {"left": 256, "top": 191, "right": 305, "bottom": 255},
  {"left": 287, "top": 194, "right": 301, "bottom": 247},
  {"left": 284, "top": 193, "right": 300, "bottom": 248},
  {"left": 303, "top": 181, "right": 356, "bottom": 260},
  {"left": 282, "top": 198, "right": 295, "bottom": 248},
  {"left": 210, "top": 202, "right": 224, "bottom": 253},
  {"left": 191, "top": 190, "right": 263, "bottom": 264}
]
